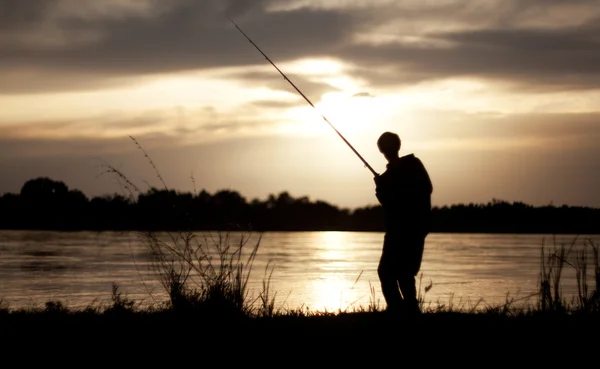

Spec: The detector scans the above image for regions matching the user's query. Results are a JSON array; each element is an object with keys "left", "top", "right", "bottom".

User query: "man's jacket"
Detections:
[{"left": 375, "top": 154, "right": 433, "bottom": 236}]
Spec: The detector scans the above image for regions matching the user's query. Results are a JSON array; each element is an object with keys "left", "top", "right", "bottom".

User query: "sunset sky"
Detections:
[{"left": 2, "top": 0, "right": 599, "bottom": 209}]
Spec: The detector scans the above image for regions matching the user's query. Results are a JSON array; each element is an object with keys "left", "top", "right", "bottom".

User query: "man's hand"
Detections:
[{"left": 373, "top": 174, "right": 382, "bottom": 186}]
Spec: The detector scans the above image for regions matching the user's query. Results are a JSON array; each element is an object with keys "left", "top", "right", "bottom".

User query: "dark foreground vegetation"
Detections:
[{"left": 1, "top": 176, "right": 599, "bottom": 233}]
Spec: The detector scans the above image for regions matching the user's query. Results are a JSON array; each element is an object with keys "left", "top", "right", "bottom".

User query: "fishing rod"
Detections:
[{"left": 227, "top": 16, "right": 378, "bottom": 177}]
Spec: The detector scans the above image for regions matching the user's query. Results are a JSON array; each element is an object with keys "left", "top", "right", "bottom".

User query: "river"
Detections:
[{"left": 0, "top": 230, "right": 598, "bottom": 312}]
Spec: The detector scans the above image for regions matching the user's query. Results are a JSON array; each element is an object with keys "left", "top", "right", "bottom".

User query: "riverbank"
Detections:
[{"left": 2, "top": 307, "right": 599, "bottom": 361}]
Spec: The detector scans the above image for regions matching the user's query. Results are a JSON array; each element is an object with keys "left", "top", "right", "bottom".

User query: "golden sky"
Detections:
[{"left": 1, "top": 0, "right": 599, "bottom": 209}]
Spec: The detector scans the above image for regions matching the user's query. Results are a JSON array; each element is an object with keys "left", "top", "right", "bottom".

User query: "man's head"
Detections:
[{"left": 377, "top": 131, "right": 401, "bottom": 162}]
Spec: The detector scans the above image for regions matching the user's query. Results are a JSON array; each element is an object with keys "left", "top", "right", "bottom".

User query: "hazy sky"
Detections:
[{"left": 2, "top": 0, "right": 599, "bottom": 209}]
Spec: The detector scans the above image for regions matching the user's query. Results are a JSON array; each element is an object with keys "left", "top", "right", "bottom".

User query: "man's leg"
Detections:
[
  {"left": 397, "top": 273, "right": 419, "bottom": 314},
  {"left": 397, "top": 235, "right": 426, "bottom": 314},
  {"left": 377, "top": 252, "right": 403, "bottom": 312}
]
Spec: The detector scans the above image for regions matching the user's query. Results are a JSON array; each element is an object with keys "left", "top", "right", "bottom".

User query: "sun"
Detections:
[
  {"left": 314, "top": 92, "right": 375, "bottom": 135},
  {"left": 276, "top": 91, "right": 380, "bottom": 137}
]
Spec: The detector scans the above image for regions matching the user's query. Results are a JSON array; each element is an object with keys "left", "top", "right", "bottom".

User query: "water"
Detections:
[{"left": 0, "top": 230, "right": 598, "bottom": 312}]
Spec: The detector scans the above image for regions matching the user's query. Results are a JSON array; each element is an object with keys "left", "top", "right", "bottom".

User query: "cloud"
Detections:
[
  {"left": 0, "top": 103, "right": 290, "bottom": 144},
  {"left": 352, "top": 92, "right": 373, "bottom": 98},
  {"left": 345, "top": 19, "right": 600, "bottom": 91},
  {"left": 0, "top": 113, "right": 169, "bottom": 140},
  {"left": 3, "top": 0, "right": 600, "bottom": 210},
  {"left": 0, "top": 0, "right": 353, "bottom": 93},
  {"left": 250, "top": 99, "right": 303, "bottom": 109},
  {"left": 0, "top": 0, "right": 57, "bottom": 31},
  {"left": 224, "top": 69, "right": 341, "bottom": 99},
  {"left": 395, "top": 110, "right": 600, "bottom": 152},
  {"left": 1, "top": 0, "right": 599, "bottom": 96}
]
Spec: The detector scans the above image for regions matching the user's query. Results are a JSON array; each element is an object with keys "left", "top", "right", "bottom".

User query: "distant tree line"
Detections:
[{"left": 0, "top": 177, "right": 599, "bottom": 234}]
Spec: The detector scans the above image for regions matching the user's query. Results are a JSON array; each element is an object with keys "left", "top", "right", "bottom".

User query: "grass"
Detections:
[
  {"left": 95, "top": 136, "right": 277, "bottom": 318},
  {"left": 538, "top": 235, "right": 600, "bottom": 314}
]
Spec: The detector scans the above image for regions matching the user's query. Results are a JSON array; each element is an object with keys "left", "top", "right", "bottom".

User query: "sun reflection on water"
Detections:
[{"left": 307, "top": 232, "right": 369, "bottom": 312}]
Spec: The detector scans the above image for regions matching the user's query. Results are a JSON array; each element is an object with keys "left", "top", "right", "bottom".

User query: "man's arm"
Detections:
[
  {"left": 374, "top": 174, "right": 390, "bottom": 207},
  {"left": 415, "top": 158, "right": 433, "bottom": 195}
]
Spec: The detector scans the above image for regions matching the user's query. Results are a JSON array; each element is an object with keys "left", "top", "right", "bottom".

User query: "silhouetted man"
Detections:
[{"left": 374, "top": 132, "right": 433, "bottom": 315}]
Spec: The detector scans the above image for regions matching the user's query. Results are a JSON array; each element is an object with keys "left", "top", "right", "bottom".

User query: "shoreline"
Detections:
[{"left": 0, "top": 228, "right": 600, "bottom": 237}]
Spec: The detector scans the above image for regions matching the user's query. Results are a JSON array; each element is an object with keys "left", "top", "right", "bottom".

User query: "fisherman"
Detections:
[{"left": 374, "top": 131, "right": 433, "bottom": 315}]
